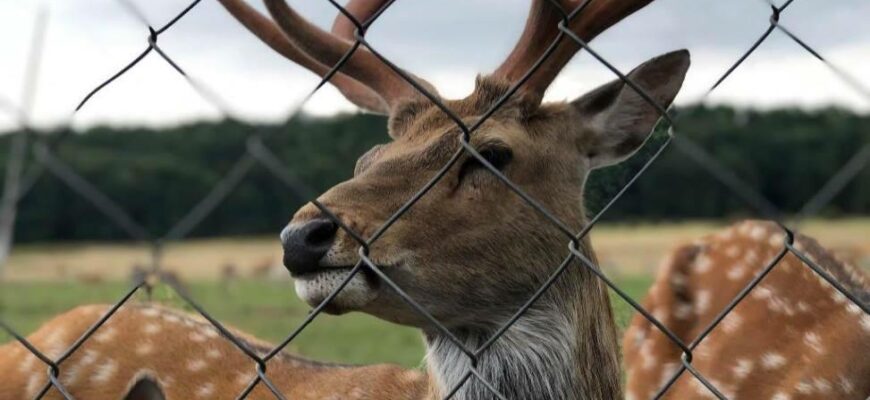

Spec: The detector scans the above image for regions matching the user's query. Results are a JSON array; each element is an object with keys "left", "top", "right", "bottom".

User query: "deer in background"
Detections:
[
  {"left": 0, "top": 0, "right": 690, "bottom": 398},
  {"left": 624, "top": 220, "right": 870, "bottom": 399}
]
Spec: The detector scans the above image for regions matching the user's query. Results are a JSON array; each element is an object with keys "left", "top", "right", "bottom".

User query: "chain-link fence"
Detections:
[{"left": 0, "top": 0, "right": 869, "bottom": 399}]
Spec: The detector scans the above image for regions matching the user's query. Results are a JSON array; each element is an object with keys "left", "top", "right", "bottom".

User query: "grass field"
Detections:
[
  {"left": 4, "top": 219, "right": 868, "bottom": 282},
  {"left": 1, "top": 219, "right": 867, "bottom": 367},
  {"left": 0, "top": 278, "right": 653, "bottom": 367}
]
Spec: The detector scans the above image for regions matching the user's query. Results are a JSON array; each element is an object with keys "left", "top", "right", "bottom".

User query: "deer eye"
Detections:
[{"left": 458, "top": 145, "right": 513, "bottom": 181}]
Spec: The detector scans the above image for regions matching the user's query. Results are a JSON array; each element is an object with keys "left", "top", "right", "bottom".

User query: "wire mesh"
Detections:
[{"left": 0, "top": 0, "right": 868, "bottom": 399}]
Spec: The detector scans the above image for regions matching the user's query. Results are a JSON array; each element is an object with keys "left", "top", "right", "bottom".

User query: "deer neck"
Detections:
[{"left": 423, "top": 240, "right": 623, "bottom": 400}]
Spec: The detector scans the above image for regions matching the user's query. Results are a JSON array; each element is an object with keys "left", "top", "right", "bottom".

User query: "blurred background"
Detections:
[{"left": 0, "top": 0, "right": 868, "bottom": 368}]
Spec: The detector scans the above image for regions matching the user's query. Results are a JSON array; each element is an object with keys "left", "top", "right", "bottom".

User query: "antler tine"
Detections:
[
  {"left": 331, "top": 0, "right": 438, "bottom": 97},
  {"left": 331, "top": 0, "right": 386, "bottom": 40},
  {"left": 494, "top": 0, "right": 655, "bottom": 102},
  {"left": 218, "top": 0, "right": 388, "bottom": 113},
  {"left": 262, "top": 0, "right": 426, "bottom": 112}
]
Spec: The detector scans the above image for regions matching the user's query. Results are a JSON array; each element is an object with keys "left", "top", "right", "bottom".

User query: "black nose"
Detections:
[{"left": 281, "top": 219, "right": 338, "bottom": 275}]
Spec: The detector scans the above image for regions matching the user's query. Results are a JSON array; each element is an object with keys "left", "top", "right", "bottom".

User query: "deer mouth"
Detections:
[{"left": 293, "top": 266, "right": 380, "bottom": 314}]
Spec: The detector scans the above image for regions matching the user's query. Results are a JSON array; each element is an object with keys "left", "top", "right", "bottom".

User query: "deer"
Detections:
[
  {"left": 0, "top": 0, "right": 692, "bottom": 398},
  {"left": 623, "top": 220, "right": 870, "bottom": 400}
]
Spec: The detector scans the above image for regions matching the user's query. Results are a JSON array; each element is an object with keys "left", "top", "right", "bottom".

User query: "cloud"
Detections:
[{"left": 0, "top": 0, "right": 867, "bottom": 132}]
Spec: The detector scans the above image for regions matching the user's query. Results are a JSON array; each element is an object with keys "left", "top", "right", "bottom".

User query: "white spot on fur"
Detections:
[
  {"left": 79, "top": 349, "right": 99, "bottom": 366},
  {"left": 744, "top": 249, "right": 760, "bottom": 266},
  {"left": 771, "top": 392, "right": 791, "bottom": 400},
  {"left": 632, "top": 328, "right": 647, "bottom": 348},
  {"left": 61, "top": 363, "right": 83, "bottom": 386},
  {"left": 92, "top": 360, "right": 118, "bottom": 383},
  {"left": 803, "top": 332, "right": 824, "bottom": 354},
  {"left": 141, "top": 308, "right": 160, "bottom": 317},
  {"left": 838, "top": 375, "right": 855, "bottom": 393},
  {"left": 749, "top": 225, "right": 767, "bottom": 240},
  {"left": 727, "top": 264, "right": 747, "bottom": 281},
  {"left": 796, "top": 301, "right": 811, "bottom": 313},
  {"left": 26, "top": 374, "right": 43, "bottom": 398},
  {"left": 695, "top": 290, "right": 712, "bottom": 314},
  {"left": 162, "top": 314, "right": 181, "bottom": 324},
  {"left": 640, "top": 342, "right": 657, "bottom": 370},
  {"left": 189, "top": 332, "right": 207, "bottom": 343},
  {"left": 43, "top": 328, "right": 68, "bottom": 358},
  {"left": 202, "top": 327, "right": 219, "bottom": 339},
  {"left": 813, "top": 378, "right": 832, "bottom": 393},
  {"left": 690, "top": 378, "right": 719, "bottom": 400},
  {"left": 761, "top": 352, "right": 786, "bottom": 370},
  {"left": 796, "top": 380, "right": 813, "bottom": 394},
  {"left": 658, "top": 362, "right": 678, "bottom": 388},
  {"left": 695, "top": 344, "right": 712, "bottom": 360},
  {"left": 675, "top": 302, "right": 693, "bottom": 320},
  {"left": 732, "top": 358, "right": 753, "bottom": 380},
  {"left": 19, "top": 353, "right": 36, "bottom": 373},
  {"left": 196, "top": 382, "right": 215, "bottom": 397},
  {"left": 768, "top": 233, "right": 785, "bottom": 247},
  {"left": 187, "top": 359, "right": 207, "bottom": 372},
  {"left": 766, "top": 293, "right": 796, "bottom": 316},
  {"left": 695, "top": 255, "right": 713, "bottom": 274},
  {"left": 94, "top": 327, "right": 117, "bottom": 343},
  {"left": 722, "top": 312, "right": 743, "bottom": 333},
  {"left": 861, "top": 315, "right": 870, "bottom": 333},
  {"left": 846, "top": 303, "right": 862, "bottom": 315},
  {"left": 752, "top": 285, "right": 773, "bottom": 300},
  {"left": 206, "top": 349, "right": 221, "bottom": 359},
  {"left": 143, "top": 323, "right": 161, "bottom": 335}
]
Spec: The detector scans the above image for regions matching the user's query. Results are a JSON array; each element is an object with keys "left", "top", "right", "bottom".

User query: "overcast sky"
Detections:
[{"left": 0, "top": 0, "right": 868, "bottom": 131}]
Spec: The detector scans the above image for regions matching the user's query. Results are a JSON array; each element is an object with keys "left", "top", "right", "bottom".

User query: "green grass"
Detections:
[{"left": 0, "top": 278, "right": 653, "bottom": 368}]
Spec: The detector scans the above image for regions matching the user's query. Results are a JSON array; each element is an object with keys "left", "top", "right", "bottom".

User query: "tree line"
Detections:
[{"left": 3, "top": 105, "right": 868, "bottom": 243}]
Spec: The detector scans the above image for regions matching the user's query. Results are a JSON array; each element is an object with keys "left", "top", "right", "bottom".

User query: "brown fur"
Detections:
[
  {"left": 0, "top": 304, "right": 426, "bottom": 399},
  {"left": 624, "top": 220, "right": 870, "bottom": 400}
]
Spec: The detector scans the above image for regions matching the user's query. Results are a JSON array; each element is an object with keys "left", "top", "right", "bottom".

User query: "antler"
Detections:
[
  {"left": 219, "top": 0, "right": 432, "bottom": 114},
  {"left": 494, "top": 0, "right": 655, "bottom": 102}
]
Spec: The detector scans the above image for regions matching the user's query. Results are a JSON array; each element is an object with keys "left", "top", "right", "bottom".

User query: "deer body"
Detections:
[
  {"left": 1, "top": 0, "right": 697, "bottom": 398},
  {"left": 624, "top": 220, "right": 870, "bottom": 400},
  {"left": 0, "top": 304, "right": 427, "bottom": 399}
]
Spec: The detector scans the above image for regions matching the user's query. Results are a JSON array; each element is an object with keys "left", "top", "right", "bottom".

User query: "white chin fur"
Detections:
[{"left": 294, "top": 269, "right": 376, "bottom": 310}]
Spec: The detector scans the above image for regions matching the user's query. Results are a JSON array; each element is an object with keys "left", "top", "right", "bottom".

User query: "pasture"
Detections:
[{"left": 1, "top": 219, "right": 867, "bottom": 367}]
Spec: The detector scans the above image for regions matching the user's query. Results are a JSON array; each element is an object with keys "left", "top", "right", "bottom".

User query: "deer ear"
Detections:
[
  {"left": 571, "top": 50, "right": 689, "bottom": 169},
  {"left": 123, "top": 378, "right": 165, "bottom": 400}
]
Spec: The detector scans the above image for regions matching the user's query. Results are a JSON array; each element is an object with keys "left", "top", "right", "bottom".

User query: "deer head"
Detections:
[{"left": 221, "top": 0, "right": 689, "bottom": 398}]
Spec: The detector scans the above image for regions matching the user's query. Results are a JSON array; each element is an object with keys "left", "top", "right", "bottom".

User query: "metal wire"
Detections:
[{"left": 0, "top": 0, "right": 867, "bottom": 399}]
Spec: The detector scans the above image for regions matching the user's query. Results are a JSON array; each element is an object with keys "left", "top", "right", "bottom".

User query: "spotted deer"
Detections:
[
  {"left": 624, "top": 220, "right": 870, "bottom": 400},
  {"left": 1, "top": 0, "right": 691, "bottom": 398}
]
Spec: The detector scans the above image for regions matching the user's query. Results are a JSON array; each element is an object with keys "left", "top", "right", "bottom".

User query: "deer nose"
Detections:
[{"left": 281, "top": 219, "right": 338, "bottom": 276}]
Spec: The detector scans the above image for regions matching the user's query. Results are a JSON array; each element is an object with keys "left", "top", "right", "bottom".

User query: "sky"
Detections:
[{"left": 0, "top": 0, "right": 868, "bottom": 131}]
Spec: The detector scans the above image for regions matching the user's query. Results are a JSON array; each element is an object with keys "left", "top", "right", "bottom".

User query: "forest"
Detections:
[{"left": 3, "top": 105, "right": 868, "bottom": 242}]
